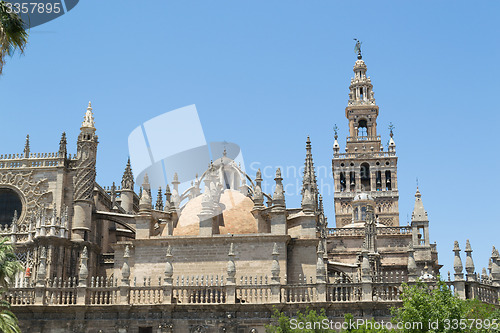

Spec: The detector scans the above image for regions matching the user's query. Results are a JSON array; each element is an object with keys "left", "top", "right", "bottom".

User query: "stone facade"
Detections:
[{"left": 0, "top": 53, "right": 498, "bottom": 333}]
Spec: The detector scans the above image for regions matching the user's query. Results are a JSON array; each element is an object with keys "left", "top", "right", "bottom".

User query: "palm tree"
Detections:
[
  {"left": 0, "top": 238, "right": 22, "bottom": 333},
  {"left": 0, "top": 1, "right": 28, "bottom": 75}
]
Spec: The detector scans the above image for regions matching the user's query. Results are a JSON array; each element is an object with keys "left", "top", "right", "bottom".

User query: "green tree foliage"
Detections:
[
  {"left": 266, "top": 280, "right": 499, "bottom": 333},
  {"left": 0, "top": 0, "right": 28, "bottom": 74},
  {"left": 391, "top": 280, "right": 466, "bottom": 332},
  {"left": 0, "top": 238, "right": 22, "bottom": 333},
  {"left": 266, "top": 307, "right": 335, "bottom": 333}
]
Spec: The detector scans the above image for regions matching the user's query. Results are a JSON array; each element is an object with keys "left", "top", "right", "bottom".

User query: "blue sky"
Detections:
[{"left": 0, "top": 1, "right": 498, "bottom": 277}]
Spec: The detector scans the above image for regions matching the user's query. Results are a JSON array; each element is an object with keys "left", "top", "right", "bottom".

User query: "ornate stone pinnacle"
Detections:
[
  {"left": 124, "top": 245, "right": 130, "bottom": 258},
  {"left": 272, "top": 243, "right": 279, "bottom": 256},
  {"left": 81, "top": 246, "right": 88, "bottom": 259},
  {"left": 59, "top": 132, "right": 67, "bottom": 157},
  {"left": 24, "top": 134, "right": 30, "bottom": 157},
  {"left": 121, "top": 158, "right": 134, "bottom": 190}
]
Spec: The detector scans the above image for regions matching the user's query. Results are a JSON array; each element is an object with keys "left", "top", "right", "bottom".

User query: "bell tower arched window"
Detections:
[
  {"left": 357, "top": 119, "right": 368, "bottom": 136},
  {"left": 360, "top": 163, "right": 370, "bottom": 191}
]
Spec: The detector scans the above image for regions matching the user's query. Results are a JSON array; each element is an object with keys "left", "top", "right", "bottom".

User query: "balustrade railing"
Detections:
[
  {"left": 328, "top": 226, "right": 411, "bottom": 237},
  {"left": 5, "top": 274, "right": 499, "bottom": 307}
]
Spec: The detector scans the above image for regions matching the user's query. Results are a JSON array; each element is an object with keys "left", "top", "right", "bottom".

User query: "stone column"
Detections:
[
  {"left": 34, "top": 246, "right": 47, "bottom": 305},
  {"left": 226, "top": 243, "right": 236, "bottom": 304},
  {"left": 120, "top": 245, "right": 131, "bottom": 305},
  {"left": 361, "top": 249, "right": 372, "bottom": 301},
  {"left": 453, "top": 241, "right": 466, "bottom": 299},
  {"left": 163, "top": 244, "right": 173, "bottom": 304},
  {"left": 316, "top": 241, "right": 327, "bottom": 302},
  {"left": 270, "top": 243, "right": 281, "bottom": 303},
  {"left": 407, "top": 242, "right": 417, "bottom": 283},
  {"left": 77, "top": 247, "right": 88, "bottom": 305}
]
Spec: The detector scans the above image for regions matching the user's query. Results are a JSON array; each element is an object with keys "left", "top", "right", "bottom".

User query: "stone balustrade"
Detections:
[
  {"left": 327, "top": 226, "right": 411, "bottom": 237},
  {"left": 0, "top": 152, "right": 78, "bottom": 169},
  {"left": 6, "top": 273, "right": 496, "bottom": 307}
]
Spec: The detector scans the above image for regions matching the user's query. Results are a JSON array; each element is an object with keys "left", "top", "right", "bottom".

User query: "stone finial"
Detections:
[
  {"left": 164, "top": 185, "right": 171, "bottom": 212},
  {"left": 227, "top": 243, "right": 236, "bottom": 278},
  {"left": 59, "top": 132, "right": 67, "bottom": 157},
  {"left": 272, "top": 242, "right": 279, "bottom": 256},
  {"left": 465, "top": 239, "right": 475, "bottom": 279},
  {"left": 82, "top": 101, "right": 95, "bottom": 129},
  {"left": 271, "top": 243, "right": 280, "bottom": 279},
  {"left": 121, "top": 158, "right": 134, "bottom": 190},
  {"left": 24, "top": 134, "right": 30, "bottom": 158},
  {"left": 172, "top": 172, "right": 180, "bottom": 186},
  {"left": 407, "top": 242, "right": 417, "bottom": 281},
  {"left": 79, "top": 246, "right": 89, "bottom": 285},
  {"left": 481, "top": 268, "right": 488, "bottom": 280},
  {"left": 491, "top": 246, "right": 500, "bottom": 282},
  {"left": 139, "top": 173, "right": 152, "bottom": 211},
  {"left": 253, "top": 169, "right": 264, "bottom": 208},
  {"left": 272, "top": 168, "right": 285, "bottom": 208},
  {"left": 164, "top": 244, "right": 173, "bottom": 281},
  {"left": 361, "top": 249, "right": 371, "bottom": 281},
  {"left": 155, "top": 187, "right": 164, "bottom": 211},
  {"left": 316, "top": 241, "right": 326, "bottom": 280},
  {"left": 453, "top": 241, "right": 464, "bottom": 280},
  {"left": 110, "top": 182, "right": 117, "bottom": 207},
  {"left": 36, "top": 246, "right": 47, "bottom": 286}
]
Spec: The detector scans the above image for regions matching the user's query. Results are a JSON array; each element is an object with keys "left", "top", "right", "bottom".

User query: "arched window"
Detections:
[
  {"left": 376, "top": 171, "right": 382, "bottom": 191},
  {"left": 361, "top": 206, "right": 367, "bottom": 220},
  {"left": 354, "top": 207, "right": 359, "bottom": 221},
  {"left": 0, "top": 188, "right": 22, "bottom": 227},
  {"left": 385, "top": 170, "right": 392, "bottom": 190},
  {"left": 360, "top": 163, "right": 370, "bottom": 191},
  {"left": 357, "top": 119, "right": 368, "bottom": 136},
  {"left": 340, "top": 172, "right": 346, "bottom": 192}
]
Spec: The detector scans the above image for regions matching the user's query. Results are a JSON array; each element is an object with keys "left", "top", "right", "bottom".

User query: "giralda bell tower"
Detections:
[{"left": 332, "top": 47, "right": 399, "bottom": 227}]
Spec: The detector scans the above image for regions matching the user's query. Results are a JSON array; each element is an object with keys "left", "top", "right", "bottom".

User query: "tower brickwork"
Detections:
[
  {"left": 72, "top": 102, "right": 98, "bottom": 241},
  {"left": 332, "top": 54, "right": 399, "bottom": 227}
]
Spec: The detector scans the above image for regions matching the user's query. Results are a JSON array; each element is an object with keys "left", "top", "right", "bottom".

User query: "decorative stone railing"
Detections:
[
  {"left": 333, "top": 151, "right": 396, "bottom": 158},
  {"left": 327, "top": 226, "right": 411, "bottom": 237},
  {"left": 0, "top": 152, "right": 77, "bottom": 169},
  {"left": 5, "top": 274, "right": 499, "bottom": 307},
  {"left": 346, "top": 135, "right": 381, "bottom": 142},
  {"left": 327, "top": 283, "right": 362, "bottom": 302}
]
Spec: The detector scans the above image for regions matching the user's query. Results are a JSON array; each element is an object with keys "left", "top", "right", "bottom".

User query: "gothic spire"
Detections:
[
  {"left": 411, "top": 187, "right": 428, "bottom": 222},
  {"left": 59, "top": 132, "right": 67, "bottom": 157},
  {"left": 24, "top": 134, "right": 30, "bottom": 157},
  {"left": 121, "top": 158, "right": 134, "bottom": 190},
  {"left": 155, "top": 187, "right": 163, "bottom": 211},
  {"left": 301, "top": 136, "right": 317, "bottom": 211}
]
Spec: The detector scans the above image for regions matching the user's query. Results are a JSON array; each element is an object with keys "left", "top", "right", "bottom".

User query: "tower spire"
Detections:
[
  {"left": 301, "top": 136, "right": 318, "bottom": 212},
  {"left": 121, "top": 158, "right": 134, "bottom": 190},
  {"left": 81, "top": 101, "right": 95, "bottom": 130}
]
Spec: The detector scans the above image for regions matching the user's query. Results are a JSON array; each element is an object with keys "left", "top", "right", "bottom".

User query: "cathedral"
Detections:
[{"left": 1, "top": 52, "right": 498, "bottom": 333}]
